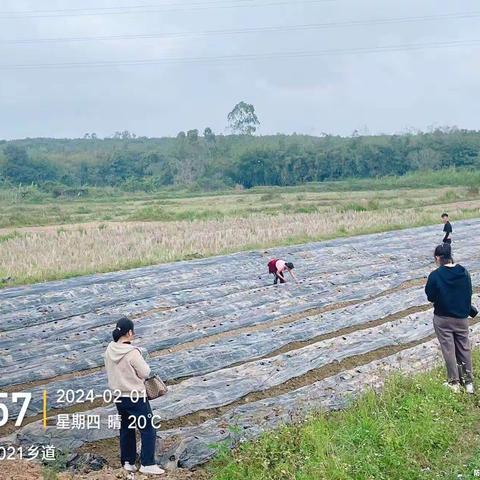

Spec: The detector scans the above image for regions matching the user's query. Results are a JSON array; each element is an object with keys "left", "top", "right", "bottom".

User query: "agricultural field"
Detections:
[
  {"left": 3, "top": 0, "right": 480, "bottom": 476},
  {"left": 1, "top": 219, "right": 480, "bottom": 479},
  {"left": 1, "top": 176, "right": 480, "bottom": 286}
]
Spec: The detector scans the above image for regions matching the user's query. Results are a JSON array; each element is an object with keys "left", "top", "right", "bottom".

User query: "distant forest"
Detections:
[{"left": 1, "top": 126, "right": 480, "bottom": 194}]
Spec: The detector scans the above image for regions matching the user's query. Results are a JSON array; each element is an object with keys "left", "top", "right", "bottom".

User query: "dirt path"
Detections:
[{"left": 0, "top": 460, "right": 207, "bottom": 480}]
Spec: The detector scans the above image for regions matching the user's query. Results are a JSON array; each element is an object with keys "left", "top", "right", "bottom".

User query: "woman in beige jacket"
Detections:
[{"left": 104, "top": 317, "right": 164, "bottom": 475}]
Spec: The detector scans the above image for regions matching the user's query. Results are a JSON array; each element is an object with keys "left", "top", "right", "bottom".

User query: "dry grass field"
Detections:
[{"left": 1, "top": 184, "right": 480, "bottom": 286}]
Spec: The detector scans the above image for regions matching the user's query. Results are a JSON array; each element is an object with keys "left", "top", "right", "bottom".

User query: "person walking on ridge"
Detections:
[{"left": 442, "top": 212, "right": 453, "bottom": 245}]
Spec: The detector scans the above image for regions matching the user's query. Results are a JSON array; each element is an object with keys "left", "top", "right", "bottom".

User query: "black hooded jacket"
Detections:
[{"left": 425, "top": 264, "right": 472, "bottom": 318}]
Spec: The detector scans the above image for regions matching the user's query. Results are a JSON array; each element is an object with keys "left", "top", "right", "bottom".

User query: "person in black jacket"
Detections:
[
  {"left": 425, "top": 243, "right": 474, "bottom": 393},
  {"left": 441, "top": 213, "right": 452, "bottom": 244}
]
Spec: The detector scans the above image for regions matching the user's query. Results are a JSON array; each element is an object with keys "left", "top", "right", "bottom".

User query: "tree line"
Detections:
[{"left": 1, "top": 122, "right": 480, "bottom": 194}]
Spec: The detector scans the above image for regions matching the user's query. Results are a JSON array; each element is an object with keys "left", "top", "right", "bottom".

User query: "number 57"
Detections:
[{"left": 0, "top": 393, "right": 32, "bottom": 427}]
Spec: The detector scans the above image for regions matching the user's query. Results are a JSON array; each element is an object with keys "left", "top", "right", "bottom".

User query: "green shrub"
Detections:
[
  {"left": 260, "top": 192, "right": 284, "bottom": 202},
  {"left": 367, "top": 198, "right": 380, "bottom": 210},
  {"left": 0, "top": 231, "right": 22, "bottom": 244},
  {"left": 468, "top": 185, "right": 479, "bottom": 197},
  {"left": 292, "top": 204, "right": 318, "bottom": 214},
  {"left": 440, "top": 190, "right": 460, "bottom": 202},
  {"left": 341, "top": 203, "right": 368, "bottom": 212}
]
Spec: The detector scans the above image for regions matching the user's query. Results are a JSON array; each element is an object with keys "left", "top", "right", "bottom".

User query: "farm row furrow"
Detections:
[
  {"left": 152, "top": 322, "right": 480, "bottom": 470},
  {"left": 0, "top": 249, "right": 412, "bottom": 331},
  {"left": 0, "top": 265, "right": 437, "bottom": 383},
  {"left": 1, "top": 219, "right": 478, "bottom": 320},
  {"left": 0, "top": 246, "right": 373, "bottom": 316},
  {"left": 4, "top": 285, "right": 430, "bottom": 417},
  {"left": 2, "top": 219, "right": 480, "bottom": 471},
  {"left": 7, "top": 300, "right": 479, "bottom": 449}
]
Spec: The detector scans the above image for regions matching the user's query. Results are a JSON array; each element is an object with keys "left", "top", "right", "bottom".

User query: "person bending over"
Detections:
[
  {"left": 268, "top": 259, "right": 297, "bottom": 285},
  {"left": 425, "top": 244, "right": 474, "bottom": 394},
  {"left": 442, "top": 212, "right": 452, "bottom": 245}
]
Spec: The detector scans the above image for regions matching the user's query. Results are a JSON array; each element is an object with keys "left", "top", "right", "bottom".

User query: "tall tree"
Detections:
[
  {"left": 227, "top": 101, "right": 260, "bottom": 135},
  {"left": 407, "top": 148, "right": 442, "bottom": 171},
  {"left": 203, "top": 127, "right": 216, "bottom": 143},
  {"left": 2, "top": 144, "right": 58, "bottom": 184},
  {"left": 187, "top": 129, "right": 199, "bottom": 143}
]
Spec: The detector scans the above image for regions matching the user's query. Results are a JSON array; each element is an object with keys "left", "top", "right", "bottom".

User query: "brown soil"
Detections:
[
  {"left": 0, "top": 459, "right": 206, "bottom": 480},
  {"left": 0, "top": 460, "right": 45, "bottom": 480},
  {"left": 76, "top": 440, "right": 208, "bottom": 480},
  {"left": 58, "top": 465, "right": 207, "bottom": 480}
]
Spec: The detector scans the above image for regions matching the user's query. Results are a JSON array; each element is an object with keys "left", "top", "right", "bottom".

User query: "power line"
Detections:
[
  {"left": 3, "top": 11, "right": 479, "bottom": 45},
  {"left": 0, "top": 0, "right": 242, "bottom": 14},
  {"left": 0, "top": 0, "right": 335, "bottom": 19},
  {"left": 1, "top": 39, "right": 478, "bottom": 70}
]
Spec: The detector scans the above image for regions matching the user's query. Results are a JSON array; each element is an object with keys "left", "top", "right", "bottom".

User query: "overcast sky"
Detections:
[{"left": 0, "top": 0, "right": 479, "bottom": 139}]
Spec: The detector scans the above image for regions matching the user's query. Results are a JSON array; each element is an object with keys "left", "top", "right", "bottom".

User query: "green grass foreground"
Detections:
[{"left": 208, "top": 351, "right": 480, "bottom": 480}]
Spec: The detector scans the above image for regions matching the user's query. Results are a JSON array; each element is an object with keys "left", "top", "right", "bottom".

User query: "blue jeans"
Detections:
[{"left": 115, "top": 397, "right": 156, "bottom": 466}]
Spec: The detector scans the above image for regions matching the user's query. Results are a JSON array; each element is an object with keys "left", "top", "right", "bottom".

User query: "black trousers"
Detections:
[
  {"left": 273, "top": 273, "right": 286, "bottom": 285},
  {"left": 116, "top": 397, "right": 157, "bottom": 466}
]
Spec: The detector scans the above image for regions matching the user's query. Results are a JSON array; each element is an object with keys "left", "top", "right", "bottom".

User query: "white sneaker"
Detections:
[
  {"left": 139, "top": 464, "right": 165, "bottom": 475},
  {"left": 124, "top": 462, "right": 137, "bottom": 472},
  {"left": 443, "top": 382, "right": 460, "bottom": 393},
  {"left": 465, "top": 383, "right": 475, "bottom": 394}
]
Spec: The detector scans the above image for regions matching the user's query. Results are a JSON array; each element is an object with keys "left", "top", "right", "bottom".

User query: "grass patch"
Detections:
[
  {"left": 468, "top": 186, "right": 480, "bottom": 197},
  {"left": 0, "top": 168, "right": 479, "bottom": 230},
  {"left": 127, "top": 206, "right": 227, "bottom": 222},
  {"left": 340, "top": 203, "right": 368, "bottom": 213},
  {"left": 208, "top": 352, "right": 480, "bottom": 480},
  {"left": 41, "top": 448, "right": 69, "bottom": 480},
  {"left": 0, "top": 231, "right": 22, "bottom": 243},
  {"left": 441, "top": 190, "right": 461, "bottom": 203},
  {"left": 260, "top": 192, "right": 284, "bottom": 202}
]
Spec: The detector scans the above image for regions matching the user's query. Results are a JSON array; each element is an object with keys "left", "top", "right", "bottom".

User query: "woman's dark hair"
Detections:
[
  {"left": 286, "top": 262, "right": 294, "bottom": 270},
  {"left": 112, "top": 316, "right": 134, "bottom": 342},
  {"left": 434, "top": 244, "right": 453, "bottom": 265}
]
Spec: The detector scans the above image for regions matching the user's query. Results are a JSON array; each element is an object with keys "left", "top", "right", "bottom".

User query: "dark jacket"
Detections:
[
  {"left": 443, "top": 221, "right": 452, "bottom": 243},
  {"left": 425, "top": 264, "right": 472, "bottom": 318}
]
